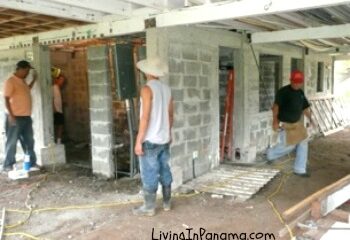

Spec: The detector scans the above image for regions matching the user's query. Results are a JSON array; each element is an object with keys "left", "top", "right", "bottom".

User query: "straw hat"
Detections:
[{"left": 136, "top": 57, "right": 168, "bottom": 77}]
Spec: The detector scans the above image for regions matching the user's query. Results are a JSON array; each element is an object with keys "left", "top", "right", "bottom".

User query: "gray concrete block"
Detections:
[
  {"left": 202, "top": 63, "right": 211, "bottom": 76},
  {"left": 170, "top": 166, "right": 183, "bottom": 190},
  {"left": 91, "top": 122, "right": 112, "bottom": 135},
  {"left": 188, "top": 115, "right": 201, "bottom": 126},
  {"left": 91, "top": 134, "right": 113, "bottom": 148},
  {"left": 169, "top": 58, "right": 184, "bottom": 73},
  {"left": 199, "top": 76, "right": 209, "bottom": 87},
  {"left": 182, "top": 47, "right": 198, "bottom": 60},
  {"left": 187, "top": 140, "right": 200, "bottom": 154},
  {"left": 90, "top": 96, "right": 112, "bottom": 109},
  {"left": 260, "top": 120, "right": 268, "bottom": 129},
  {"left": 194, "top": 160, "right": 210, "bottom": 177},
  {"left": 200, "top": 101, "right": 210, "bottom": 112},
  {"left": 202, "top": 89, "right": 211, "bottom": 100},
  {"left": 87, "top": 46, "right": 107, "bottom": 59},
  {"left": 183, "top": 76, "right": 197, "bottom": 87},
  {"left": 169, "top": 74, "right": 182, "bottom": 88},
  {"left": 92, "top": 147, "right": 113, "bottom": 161},
  {"left": 173, "top": 117, "right": 185, "bottom": 129},
  {"left": 173, "top": 131, "right": 182, "bottom": 142},
  {"left": 183, "top": 102, "right": 198, "bottom": 114},
  {"left": 183, "top": 128, "right": 197, "bottom": 141},
  {"left": 201, "top": 137, "right": 211, "bottom": 149},
  {"left": 39, "top": 144, "right": 66, "bottom": 166},
  {"left": 187, "top": 88, "right": 201, "bottom": 100},
  {"left": 168, "top": 44, "right": 182, "bottom": 59},
  {"left": 200, "top": 51, "right": 212, "bottom": 62},
  {"left": 200, "top": 125, "right": 210, "bottom": 137},
  {"left": 88, "top": 72, "right": 109, "bottom": 85},
  {"left": 90, "top": 109, "right": 112, "bottom": 122},
  {"left": 185, "top": 62, "right": 201, "bottom": 74},
  {"left": 170, "top": 143, "right": 185, "bottom": 156},
  {"left": 202, "top": 114, "right": 211, "bottom": 124},
  {"left": 174, "top": 103, "right": 183, "bottom": 115},
  {"left": 172, "top": 89, "right": 184, "bottom": 102},
  {"left": 89, "top": 84, "right": 110, "bottom": 97},
  {"left": 87, "top": 59, "right": 108, "bottom": 72}
]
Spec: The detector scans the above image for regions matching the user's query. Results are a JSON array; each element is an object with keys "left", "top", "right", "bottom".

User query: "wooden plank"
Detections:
[
  {"left": 283, "top": 175, "right": 350, "bottom": 221},
  {"left": 329, "top": 209, "right": 350, "bottom": 223},
  {"left": 320, "top": 184, "right": 350, "bottom": 216}
]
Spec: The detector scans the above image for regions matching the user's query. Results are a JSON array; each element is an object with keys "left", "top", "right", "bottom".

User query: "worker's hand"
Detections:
[
  {"left": 272, "top": 121, "right": 280, "bottom": 132},
  {"left": 134, "top": 142, "right": 144, "bottom": 156},
  {"left": 8, "top": 115, "right": 16, "bottom": 126}
]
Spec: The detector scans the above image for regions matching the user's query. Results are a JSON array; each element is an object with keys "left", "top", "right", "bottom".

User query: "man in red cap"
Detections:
[{"left": 267, "top": 70, "right": 313, "bottom": 177}]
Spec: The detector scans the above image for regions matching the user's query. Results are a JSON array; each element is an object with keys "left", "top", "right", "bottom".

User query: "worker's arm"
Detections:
[
  {"left": 28, "top": 70, "right": 37, "bottom": 89},
  {"left": 5, "top": 97, "right": 16, "bottom": 125},
  {"left": 272, "top": 103, "right": 280, "bottom": 131},
  {"left": 135, "top": 86, "right": 152, "bottom": 156},
  {"left": 168, "top": 97, "right": 174, "bottom": 144},
  {"left": 303, "top": 107, "right": 314, "bottom": 127}
]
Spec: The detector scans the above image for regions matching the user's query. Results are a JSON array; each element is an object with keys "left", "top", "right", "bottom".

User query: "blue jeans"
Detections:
[
  {"left": 267, "top": 130, "right": 308, "bottom": 174},
  {"left": 139, "top": 141, "right": 172, "bottom": 193},
  {"left": 3, "top": 116, "right": 37, "bottom": 168}
]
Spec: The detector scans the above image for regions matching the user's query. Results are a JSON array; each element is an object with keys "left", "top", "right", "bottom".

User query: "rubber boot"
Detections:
[
  {"left": 162, "top": 186, "right": 171, "bottom": 211},
  {"left": 133, "top": 191, "right": 156, "bottom": 216}
]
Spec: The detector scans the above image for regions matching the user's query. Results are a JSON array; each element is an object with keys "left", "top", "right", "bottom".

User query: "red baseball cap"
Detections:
[{"left": 290, "top": 70, "right": 304, "bottom": 84}]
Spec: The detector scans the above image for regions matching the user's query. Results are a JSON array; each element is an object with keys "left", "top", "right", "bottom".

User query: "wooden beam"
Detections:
[
  {"left": 252, "top": 23, "right": 350, "bottom": 44},
  {"left": 283, "top": 175, "right": 350, "bottom": 221}
]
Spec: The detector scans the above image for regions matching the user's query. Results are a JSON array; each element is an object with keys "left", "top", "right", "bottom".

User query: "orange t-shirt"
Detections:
[{"left": 3, "top": 75, "right": 32, "bottom": 116}]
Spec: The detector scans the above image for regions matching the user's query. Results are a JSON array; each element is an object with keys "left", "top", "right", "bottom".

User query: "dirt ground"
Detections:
[{"left": 1, "top": 129, "right": 350, "bottom": 240}]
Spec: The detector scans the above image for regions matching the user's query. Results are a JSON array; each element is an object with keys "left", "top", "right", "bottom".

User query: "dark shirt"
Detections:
[{"left": 275, "top": 85, "right": 310, "bottom": 123}]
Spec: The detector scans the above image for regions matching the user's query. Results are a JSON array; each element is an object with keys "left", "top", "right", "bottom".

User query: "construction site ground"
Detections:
[{"left": 1, "top": 129, "right": 350, "bottom": 240}]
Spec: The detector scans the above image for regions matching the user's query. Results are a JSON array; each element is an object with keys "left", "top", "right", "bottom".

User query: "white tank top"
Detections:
[{"left": 140, "top": 79, "right": 171, "bottom": 144}]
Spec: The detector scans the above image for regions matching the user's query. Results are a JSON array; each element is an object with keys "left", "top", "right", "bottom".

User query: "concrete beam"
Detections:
[
  {"left": 252, "top": 23, "right": 350, "bottom": 44},
  {"left": 155, "top": 0, "right": 350, "bottom": 27},
  {"left": 0, "top": 0, "right": 105, "bottom": 22}
]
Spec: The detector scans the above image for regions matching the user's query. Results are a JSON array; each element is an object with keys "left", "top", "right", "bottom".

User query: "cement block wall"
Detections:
[
  {"left": 87, "top": 45, "right": 115, "bottom": 178},
  {"left": 146, "top": 26, "right": 334, "bottom": 186}
]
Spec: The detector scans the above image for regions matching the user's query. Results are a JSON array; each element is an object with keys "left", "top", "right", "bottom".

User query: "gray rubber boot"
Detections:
[
  {"left": 162, "top": 186, "right": 171, "bottom": 211},
  {"left": 133, "top": 191, "right": 156, "bottom": 216}
]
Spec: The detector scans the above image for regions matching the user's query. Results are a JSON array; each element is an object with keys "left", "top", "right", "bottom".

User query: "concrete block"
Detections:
[
  {"left": 202, "top": 63, "right": 211, "bottom": 76},
  {"left": 89, "top": 84, "right": 110, "bottom": 97},
  {"left": 201, "top": 137, "right": 211, "bottom": 150},
  {"left": 194, "top": 159, "right": 210, "bottom": 177},
  {"left": 91, "top": 134, "right": 113, "bottom": 148},
  {"left": 199, "top": 76, "right": 209, "bottom": 87},
  {"left": 169, "top": 74, "right": 182, "bottom": 88},
  {"left": 188, "top": 115, "right": 201, "bottom": 127},
  {"left": 173, "top": 117, "right": 185, "bottom": 129},
  {"left": 169, "top": 58, "right": 184, "bottom": 73},
  {"left": 186, "top": 88, "right": 201, "bottom": 100},
  {"left": 173, "top": 131, "right": 182, "bottom": 142},
  {"left": 168, "top": 44, "right": 182, "bottom": 59},
  {"left": 92, "top": 160, "right": 114, "bottom": 179},
  {"left": 183, "top": 102, "right": 198, "bottom": 114},
  {"left": 172, "top": 89, "right": 184, "bottom": 102},
  {"left": 200, "top": 101, "right": 210, "bottom": 112},
  {"left": 87, "top": 46, "right": 107, "bottom": 59},
  {"left": 238, "top": 146, "right": 257, "bottom": 163},
  {"left": 200, "top": 125, "right": 210, "bottom": 137},
  {"left": 260, "top": 120, "right": 268, "bottom": 129},
  {"left": 183, "top": 76, "right": 197, "bottom": 87},
  {"left": 90, "top": 96, "right": 112, "bottom": 108},
  {"left": 88, "top": 72, "right": 109, "bottom": 85},
  {"left": 91, "top": 122, "right": 113, "bottom": 135},
  {"left": 39, "top": 144, "right": 66, "bottom": 166},
  {"left": 183, "top": 128, "right": 197, "bottom": 141},
  {"left": 90, "top": 109, "right": 112, "bottom": 122},
  {"left": 202, "top": 114, "right": 211, "bottom": 125},
  {"left": 185, "top": 62, "right": 201, "bottom": 74},
  {"left": 92, "top": 147, "right": 113, "bottom": 161},
  {"left": 174, "top": 103, "right": 183, "bottom": 115},
  {"left": 182, "top": 47, "right": 198, "bottom": 60},
  {"left": 200, "top": 51, "right": 212, "bottom": 62},
  {"left": 186, "top": 140, "right": 200, "bottom": 153},
  {"left": 202, "top": 89, "right": 211, "bottom": 100},
  {"left": 87, "top": 59, "right": 108, "bottom": 72},
  {"left": 170, "top": 143, "right": 185, "bottom": 156}
]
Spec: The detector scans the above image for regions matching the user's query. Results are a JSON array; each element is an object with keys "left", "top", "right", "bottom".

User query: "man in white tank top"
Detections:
[{"left": 133, "top": 57, "right": 174, "bottom": 217}]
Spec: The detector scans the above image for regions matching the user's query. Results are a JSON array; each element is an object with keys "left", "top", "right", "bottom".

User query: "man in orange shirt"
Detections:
[{"left": 2, "top": 60, "right": 38, "bottom": 172}]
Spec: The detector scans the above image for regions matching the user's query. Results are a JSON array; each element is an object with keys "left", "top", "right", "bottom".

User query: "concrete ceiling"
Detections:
[{"left": 1, "top": 0, "right": 350, "bottom": 53}]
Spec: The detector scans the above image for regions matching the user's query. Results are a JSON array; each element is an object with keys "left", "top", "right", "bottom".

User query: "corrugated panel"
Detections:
[{"left": 184, "top": 165, "right": 280, "bottom": 201}]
